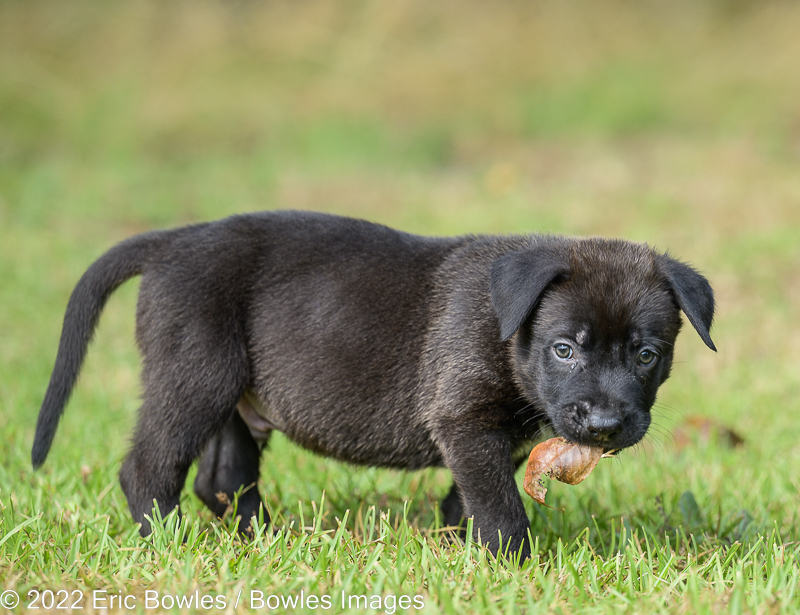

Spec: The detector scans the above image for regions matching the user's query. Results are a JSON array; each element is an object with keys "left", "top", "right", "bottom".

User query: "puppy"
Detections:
[{"left": 32, "top": 210, "right": 715, "bottom": 559}]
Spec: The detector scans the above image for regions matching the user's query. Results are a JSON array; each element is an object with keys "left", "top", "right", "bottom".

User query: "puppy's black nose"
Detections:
[{"left": 585, "top": 414, "right": 623, "bottom": 443}]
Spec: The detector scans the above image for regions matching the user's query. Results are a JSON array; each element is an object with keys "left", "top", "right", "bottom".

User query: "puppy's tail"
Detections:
[{"left": 31, "top": 228, "right": 184, "bottom": 468}]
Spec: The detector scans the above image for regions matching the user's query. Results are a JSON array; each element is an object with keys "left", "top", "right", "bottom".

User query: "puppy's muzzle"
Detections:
[{"left": 560, "top": 400, "right": 636, "bottom": 447}]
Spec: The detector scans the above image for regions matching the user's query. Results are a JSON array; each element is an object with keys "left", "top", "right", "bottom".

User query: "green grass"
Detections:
[{"left": 2, "top": 1, "right": 800, "bottom": 613}]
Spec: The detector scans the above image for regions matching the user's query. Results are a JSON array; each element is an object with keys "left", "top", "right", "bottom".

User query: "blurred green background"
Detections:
[{"left": 1, "top": 0, "right": 799, "bottom": 595}]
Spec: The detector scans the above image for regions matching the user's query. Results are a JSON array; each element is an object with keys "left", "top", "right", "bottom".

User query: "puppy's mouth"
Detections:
[{"left": 547, "top": 404, "right": 650, "bottom": 451}]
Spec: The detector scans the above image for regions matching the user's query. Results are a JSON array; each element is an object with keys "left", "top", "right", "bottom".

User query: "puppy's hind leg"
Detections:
[
  {"left": 194, "top": 410, "right": 269, "bottom": 535},
  {"left": 119, "top": 345, "right": 249, "bottom": 537}
]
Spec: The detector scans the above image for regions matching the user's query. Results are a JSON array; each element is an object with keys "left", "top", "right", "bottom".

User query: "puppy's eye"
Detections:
[
  {"left": 637, "top": 349, "right": 658, "bottom": 366},
  {"left": 553, "top": 343, "right": 573, "bottom": 360}
]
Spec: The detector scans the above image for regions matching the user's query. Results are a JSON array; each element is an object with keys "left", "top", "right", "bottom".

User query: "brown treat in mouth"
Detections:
[{"left": 523, "top": 437, "right": 614, "bottom": 506}]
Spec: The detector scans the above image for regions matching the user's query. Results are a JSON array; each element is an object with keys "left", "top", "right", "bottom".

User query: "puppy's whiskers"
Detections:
[
  {"left": 653, "top": 401, "right": 685, "bottom": 421},
  {"left": 644, "top": 421, "right": 672, "bottom": 455}
]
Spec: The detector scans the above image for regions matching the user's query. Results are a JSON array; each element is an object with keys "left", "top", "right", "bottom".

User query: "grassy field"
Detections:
[{"left": 2, "top": 1, "right": 800, "bottom": 613}]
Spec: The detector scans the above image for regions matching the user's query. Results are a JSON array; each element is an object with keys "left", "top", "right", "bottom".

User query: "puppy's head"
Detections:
[{"left": 491, "top": 238, "right": 715, "bottom": 450}]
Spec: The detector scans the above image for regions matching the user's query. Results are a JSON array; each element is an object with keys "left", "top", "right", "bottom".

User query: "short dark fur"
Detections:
[{"left": 32, "top": 211, "right": 715, "bottom": 560}]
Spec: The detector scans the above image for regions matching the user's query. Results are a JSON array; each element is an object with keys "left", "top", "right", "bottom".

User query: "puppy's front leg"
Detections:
[
  {"left": 436, "top": 427, "right": 531, "bottom": 560},
  {"left": 440, "top": 447, "right": 531, "bottom": 535}
]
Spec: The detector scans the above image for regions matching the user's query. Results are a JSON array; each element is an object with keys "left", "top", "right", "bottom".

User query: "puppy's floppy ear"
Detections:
[
  {"left": 657, "top": 254, "right": 717, "bottom": 351},
  {"left": 490, "top": 247, "right": 570, "bottom": 341}
]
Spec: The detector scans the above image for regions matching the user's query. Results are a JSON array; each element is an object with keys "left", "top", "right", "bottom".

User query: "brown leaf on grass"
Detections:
[
  {"left": 672, "top": 416, "right": 745, "bottom": 451},
  {"left": 523, "top": 437, "right": 606, "bottom": 506}
]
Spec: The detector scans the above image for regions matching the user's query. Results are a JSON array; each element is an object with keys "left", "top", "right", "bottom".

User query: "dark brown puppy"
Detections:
[{"left": 32, "top": 211, "right": 715, "bottom": 560}]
